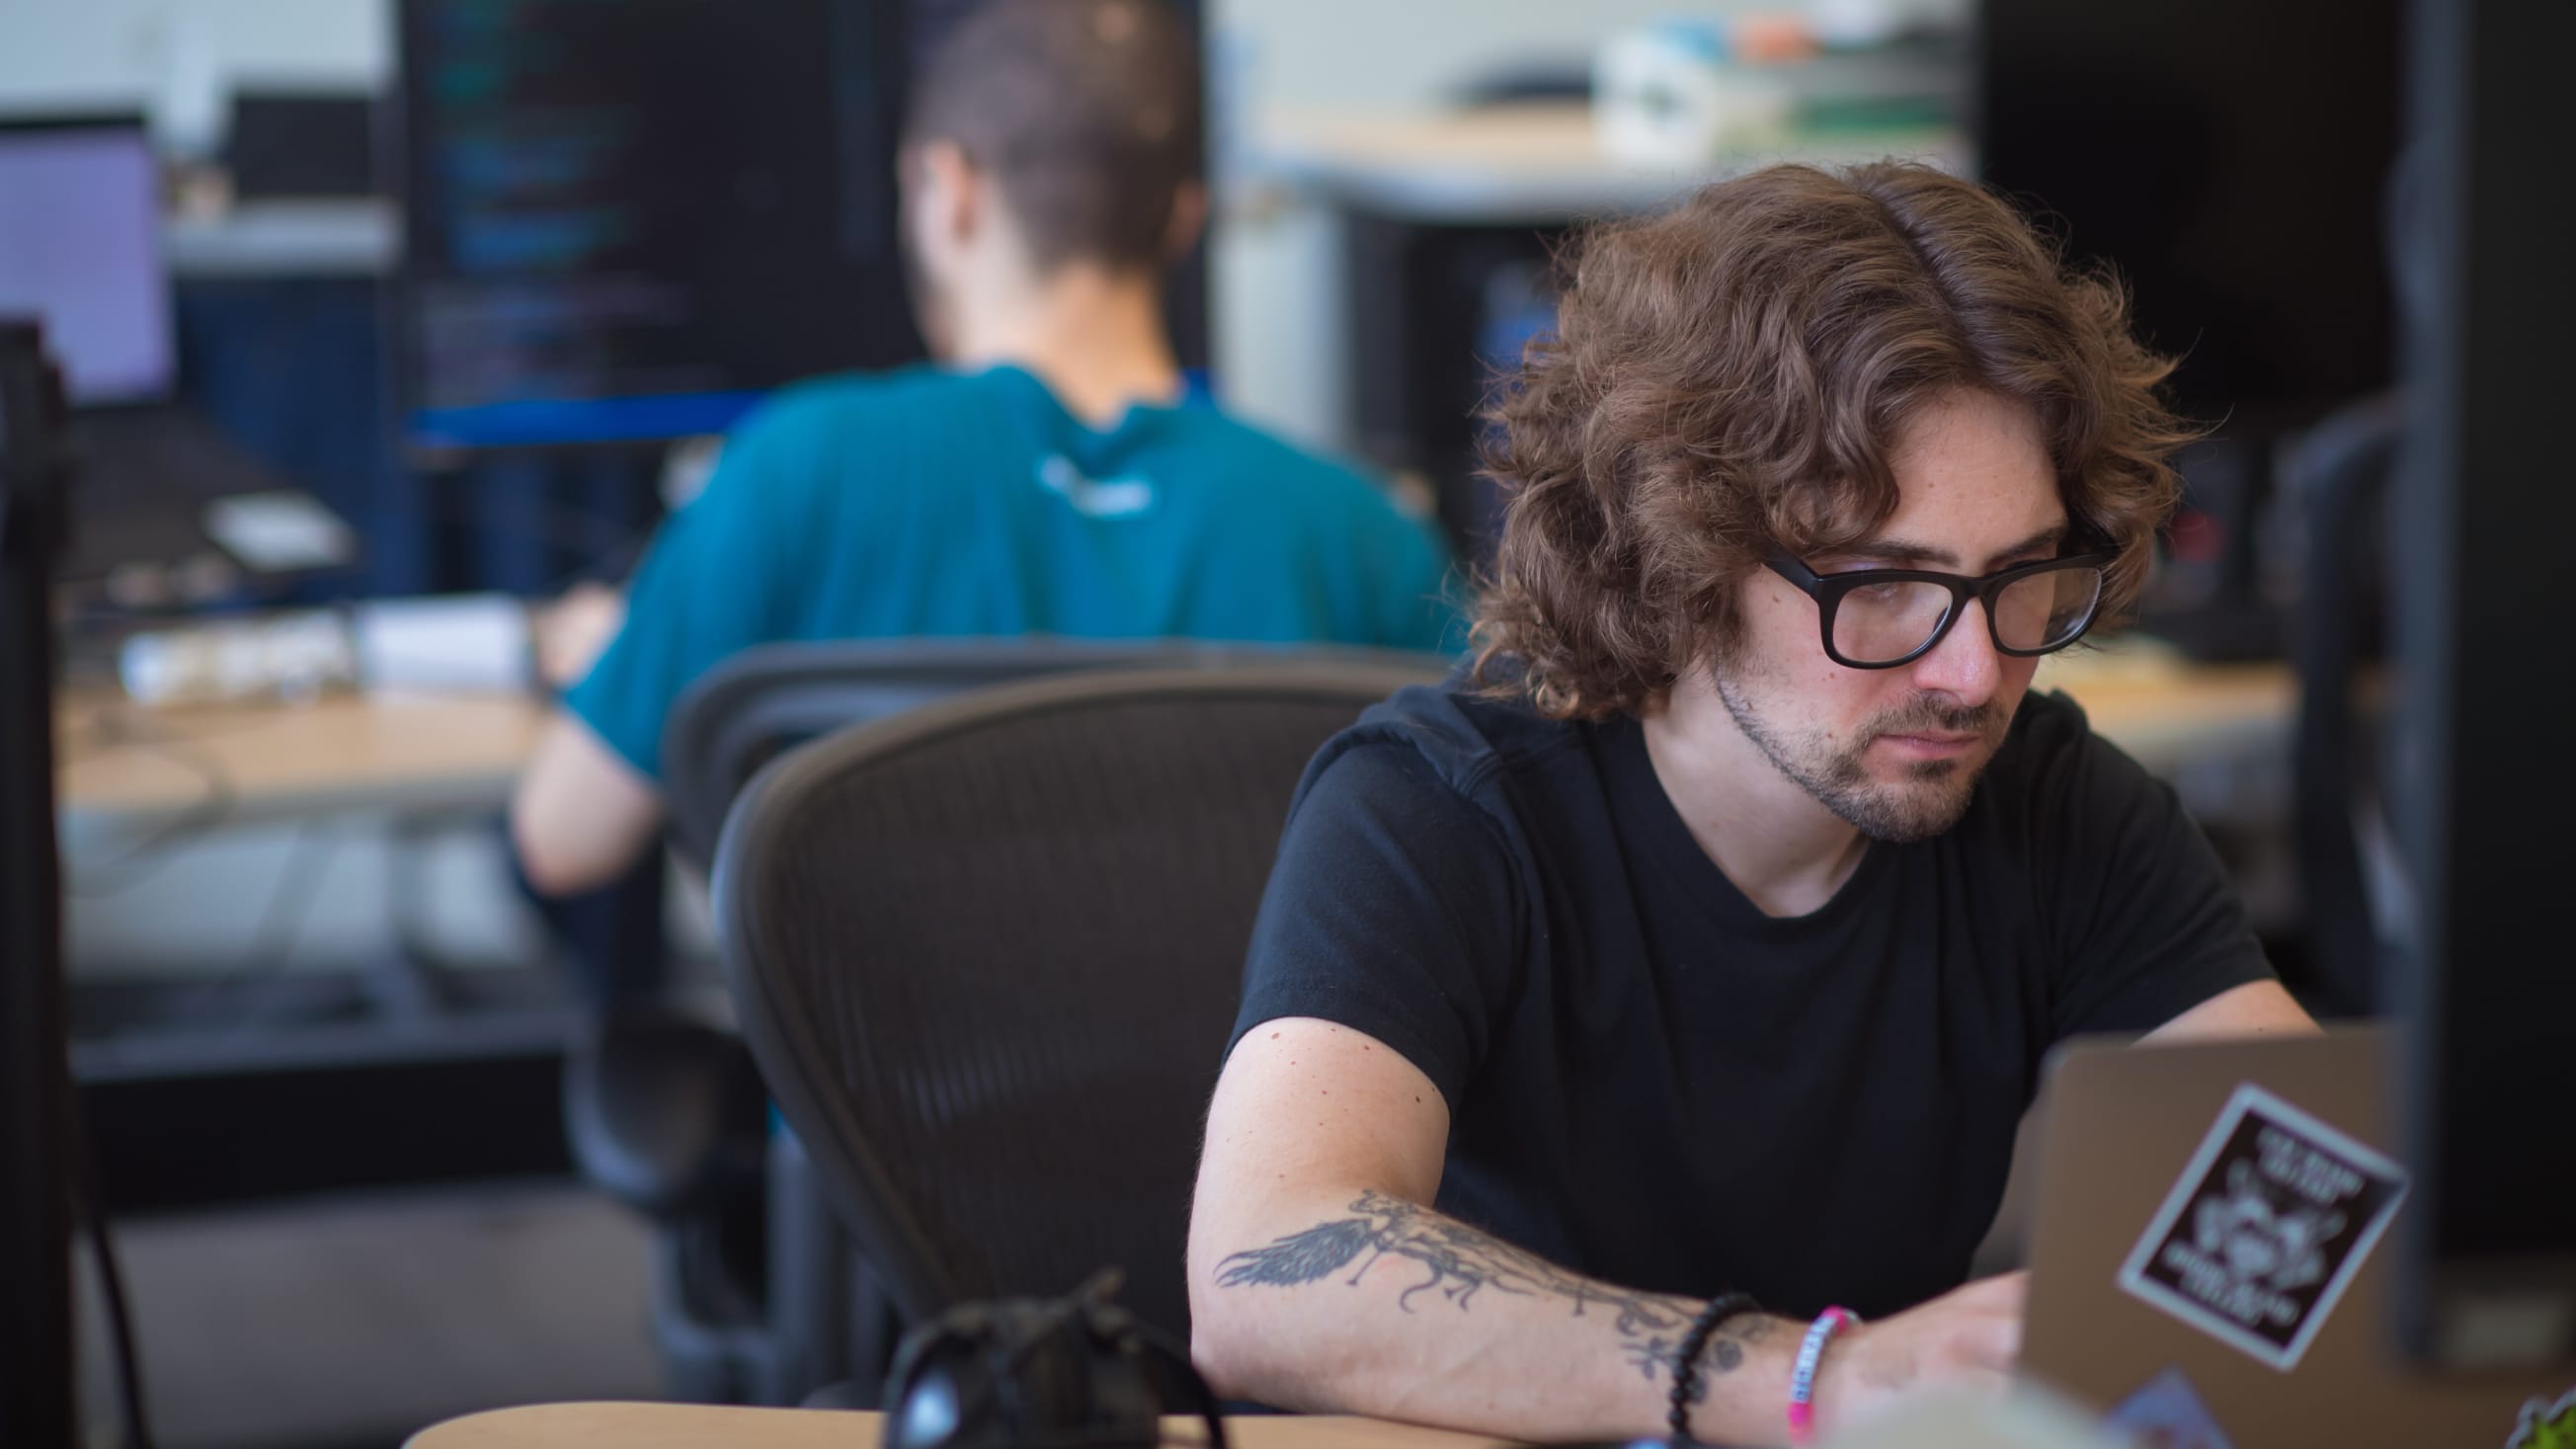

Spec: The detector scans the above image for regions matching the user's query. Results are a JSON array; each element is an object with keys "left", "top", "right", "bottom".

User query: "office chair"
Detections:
[
  {"left": 710, "top": 658, "right": 1443, "bottom": 1382},
  {"left": 657, "top": 639, "right": 1286, "bottom": 872},
  {"left": 562, "top": 640, "right": 1439, "bottom": 1402},
  {"left": 2282, "top": 390, "right": 2407, "bottom": 1017}
]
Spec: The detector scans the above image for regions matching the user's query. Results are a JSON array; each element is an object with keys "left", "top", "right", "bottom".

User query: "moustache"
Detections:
[{"left": 1866, "top": 695, "right": 2001, "bottom": 740}]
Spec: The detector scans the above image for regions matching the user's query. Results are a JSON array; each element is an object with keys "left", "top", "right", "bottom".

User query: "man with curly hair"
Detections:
[{"left": 1187, "top": 162, "right": 2314, "bottom": 1444}]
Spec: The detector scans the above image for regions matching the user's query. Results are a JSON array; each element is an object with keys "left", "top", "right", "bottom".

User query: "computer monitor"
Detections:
[
  {"left": 2389, "top": 0, "right": 2576, "bottom": 1376},
  {"left": 0, "top": 118, "right": 176, "bottom": 408},
  {"left": 391, "top": 0, "right": 931, "bottom": 454},
  {"left": 223, "top": 91, "right": 380, "bottom": 201},
  {"left": 392, "top": 0, "right": 1207, "bottom": 458}
]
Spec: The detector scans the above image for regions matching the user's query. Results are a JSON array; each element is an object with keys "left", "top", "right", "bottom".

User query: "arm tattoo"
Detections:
[{"left": 1215, "top": 1190, "right": 1771, "bottom": 1391}]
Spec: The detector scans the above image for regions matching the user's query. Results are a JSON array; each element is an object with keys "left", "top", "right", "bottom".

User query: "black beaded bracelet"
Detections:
[{"left": 1666, "top": 1291, "right": 1762, "bottom": 1444}]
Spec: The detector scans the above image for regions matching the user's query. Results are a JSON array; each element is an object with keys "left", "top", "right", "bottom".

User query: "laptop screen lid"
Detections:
[{"left": 2019, "top": 1026, "right": 2566, "bottom": 1449}]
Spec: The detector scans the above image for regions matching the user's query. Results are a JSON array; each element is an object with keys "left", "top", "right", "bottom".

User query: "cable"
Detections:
[
  {"left": 64, "top": 1083, "right": 154, "bottom": 1449},
  {"left": 80, "top": 820, "right": 340, "bottom": 1066},
  {"left": 60, "top": 728, "right": 239, "bottom": 897},
  {"left": 213, "top": 821, "right": 342, "bottom": 1040}
]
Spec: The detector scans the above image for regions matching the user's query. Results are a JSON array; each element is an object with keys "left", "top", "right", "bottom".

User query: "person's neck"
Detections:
[
  {"left": 947, "top": 264, "right": 1182, "bottom": 429},
  {"left": 1639, "top": 670, "right": 1869, "bottom": 920}
]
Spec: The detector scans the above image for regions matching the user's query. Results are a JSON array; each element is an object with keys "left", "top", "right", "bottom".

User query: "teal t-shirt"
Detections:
[{"left": 566, "top": 362, "right": 1464, "bottom": 778}]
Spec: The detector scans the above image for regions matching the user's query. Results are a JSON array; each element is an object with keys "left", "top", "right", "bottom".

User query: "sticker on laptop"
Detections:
[
  {"left": 2117, "top": 1082, "right": 2408, "bottom": 1371},
  {"left": 2105, "top": 1366, "right": 2238, "bottom": 1449},
  {"left": 2504, "top": 1384, "right": 2576, "bottom": 1449}
]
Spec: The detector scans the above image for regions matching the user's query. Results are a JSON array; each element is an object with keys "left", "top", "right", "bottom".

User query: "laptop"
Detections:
[
  {"left": 2020, "top": 1027, "right": 2570, "bottom": 1449},
  {"left": 0, "top": 114, "right": 353, "bottom": 590}
]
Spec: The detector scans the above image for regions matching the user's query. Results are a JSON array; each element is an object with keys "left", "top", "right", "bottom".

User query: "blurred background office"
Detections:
[{"left": 7, "top": 0, "right": 2414, "bottom": 1444}]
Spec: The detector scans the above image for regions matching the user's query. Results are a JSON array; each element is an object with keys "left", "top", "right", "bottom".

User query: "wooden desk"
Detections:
[
  {"left": 2033, "top": 650, "right": 2297, "bottom": 780},
  {"left": 47, "top": 649, "right": 2288, "bottom": 830},
  {"left": 409, "top": 1406, "right": 1505, "bottom": 1449},
  {"left": 55, "top": 687, "right": 549, "bottom": 829}
]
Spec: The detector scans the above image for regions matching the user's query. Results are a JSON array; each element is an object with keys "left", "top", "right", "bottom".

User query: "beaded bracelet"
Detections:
[
  {"left": 1785, "top": 1306, "right": 1859, "bottom": 1446},
  {"left": 1664, "top": 1291, "right": 1761, "bottom": 1444}
]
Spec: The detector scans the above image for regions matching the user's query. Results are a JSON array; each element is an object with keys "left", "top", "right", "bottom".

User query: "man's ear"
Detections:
[
  {"left": 1162, "top": 178, "right": 1209, "bottom": 261},
  {"left": 913, "top": 138, "right": 984, "bottom": 246}
]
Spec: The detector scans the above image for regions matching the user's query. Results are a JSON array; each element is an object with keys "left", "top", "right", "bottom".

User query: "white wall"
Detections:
[{"left": 0, "top": 0, "right": 386, "bottom": 149}]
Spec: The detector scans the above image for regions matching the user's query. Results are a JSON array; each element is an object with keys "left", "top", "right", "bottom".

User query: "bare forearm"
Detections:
[
  {"left": 509, "top": 710, "right": 662, "bottom": 897},
  {"left": 1190, "top": 1189, "right": 1797, "bottom": 1444}
]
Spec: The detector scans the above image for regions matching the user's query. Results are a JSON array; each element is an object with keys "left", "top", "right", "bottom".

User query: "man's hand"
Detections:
[
  {"left": 1810, "top": 1271, "right": 2025, "bottom": 1436},
  {"left": 534, "top": 581, "right": 627, "bottom": 689}
]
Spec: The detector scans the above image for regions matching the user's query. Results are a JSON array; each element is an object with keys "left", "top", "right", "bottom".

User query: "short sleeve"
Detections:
[
  {"left": 2036, "top": 703, "right": 2278, "bottom": 1037},
  {"left": 1230, "top": 737, "right": 1519, "bottom": 1108},
  {"left": 564, "top": 418, "right": 807, "bottom": 778}
]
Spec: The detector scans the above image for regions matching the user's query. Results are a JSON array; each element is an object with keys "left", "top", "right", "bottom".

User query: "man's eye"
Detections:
[{"left": 1850, "top": 581, "right": 1909, "bottom": 605}]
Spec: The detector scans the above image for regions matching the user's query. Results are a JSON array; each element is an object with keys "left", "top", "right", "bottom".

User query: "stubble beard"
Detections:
[{"left": 1709, "top": 660, "right": 2002, "bottom": 845}]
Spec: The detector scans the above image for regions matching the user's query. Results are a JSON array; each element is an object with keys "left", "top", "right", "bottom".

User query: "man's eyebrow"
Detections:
[{"left": 1833, "top": 523, "right": 2070, "bottom": 571}]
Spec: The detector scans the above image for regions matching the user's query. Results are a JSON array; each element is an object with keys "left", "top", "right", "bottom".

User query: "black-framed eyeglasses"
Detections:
[{"left": 1763, "top": 547, "right": 2114, "bottom": 670}]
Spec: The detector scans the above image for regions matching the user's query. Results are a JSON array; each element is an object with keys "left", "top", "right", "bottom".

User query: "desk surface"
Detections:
[
  {"left": 48, "top": 648, "right": 2287, "bottom": 827},
  {"left": 2031, "top": 648, "right": 2295, "bottom": 778},
  {"left": 164, "top": 199, "right": 396, "bottom": 279},
  {"left": 1251, "top": 103, "right": 1968, "bottom": 224},
  {"left": 410, "top": 1406, "right": 1503, "bottom": 1449},
  {"left": 55, "top": 686, "right": 547, "bottom": 827}
]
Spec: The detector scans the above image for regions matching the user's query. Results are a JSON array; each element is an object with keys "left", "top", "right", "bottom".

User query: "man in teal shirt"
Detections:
[{"left": 512, "top": 0, "right": 1458, "bottom": 896}]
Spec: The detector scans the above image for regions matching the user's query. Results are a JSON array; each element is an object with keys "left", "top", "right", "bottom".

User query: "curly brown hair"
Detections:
[{"left": 1472, "top": 161, "right": 2199, "bottom": 720}]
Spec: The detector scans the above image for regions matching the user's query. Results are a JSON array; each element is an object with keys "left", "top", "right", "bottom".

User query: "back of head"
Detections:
[
  {"left": 906, "top": 0, "right": 1202, "bottom": 277},
  {"left": 1475, "top": 161, "right": 2197, "bottom": 720}
]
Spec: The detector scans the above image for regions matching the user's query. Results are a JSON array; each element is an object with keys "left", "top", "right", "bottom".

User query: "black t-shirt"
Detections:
[{"left": 1229, "top": 683, "right": 2272, "bottom": 1322}]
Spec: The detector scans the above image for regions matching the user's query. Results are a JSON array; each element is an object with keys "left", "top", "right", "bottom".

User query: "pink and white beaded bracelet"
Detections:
[{"left": 1785, "top": 1306, "right": 1859, "bottom": 1446}]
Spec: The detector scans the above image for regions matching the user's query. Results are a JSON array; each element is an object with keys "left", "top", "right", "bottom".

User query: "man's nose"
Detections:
[{"left": 1908, "top": 599, "right": 2002, "bottom": 707}]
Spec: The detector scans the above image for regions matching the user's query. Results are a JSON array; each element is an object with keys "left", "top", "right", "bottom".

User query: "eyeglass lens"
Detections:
[{"left": 1830, "top": 567, "right": 2103, "bottom": 665}]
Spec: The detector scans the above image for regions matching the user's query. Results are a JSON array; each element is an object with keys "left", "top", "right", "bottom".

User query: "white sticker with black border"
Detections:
[{"left": 2117, "top": 1082, "right": 2408, "bottom": 1372}]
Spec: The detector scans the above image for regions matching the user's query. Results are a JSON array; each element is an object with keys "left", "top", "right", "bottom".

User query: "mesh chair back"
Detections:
[
  {"left": 712, "top": 660, "right": 1441, "bottom": 1340},
  {"left": 662, "top": 638, "right": 1410, "bottom": 869}
]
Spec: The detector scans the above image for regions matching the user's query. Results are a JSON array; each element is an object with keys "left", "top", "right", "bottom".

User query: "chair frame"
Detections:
[{"left": 664, "top": 638, "right": 1430, "bottom": 867}]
